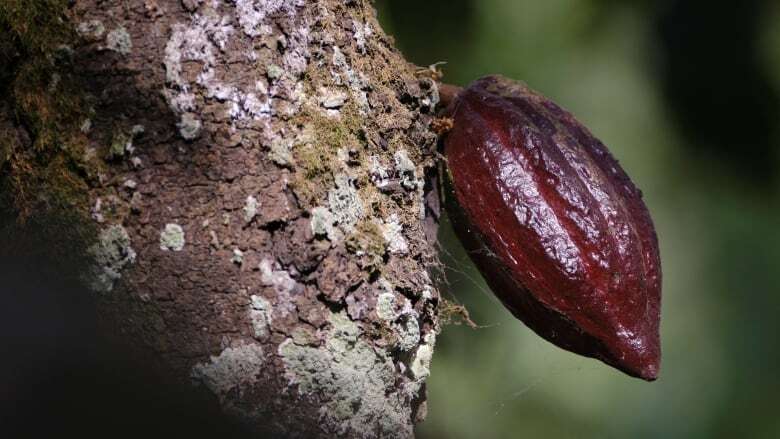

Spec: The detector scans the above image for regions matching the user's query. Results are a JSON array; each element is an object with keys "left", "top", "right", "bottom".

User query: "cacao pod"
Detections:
[{"left": 442, "top": 75, "right": 662, "bottom": 381}]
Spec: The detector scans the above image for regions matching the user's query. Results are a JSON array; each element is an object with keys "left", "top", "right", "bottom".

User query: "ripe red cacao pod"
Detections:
[{"left": 442, "top": 75, "right": 662, "bottom": 380}]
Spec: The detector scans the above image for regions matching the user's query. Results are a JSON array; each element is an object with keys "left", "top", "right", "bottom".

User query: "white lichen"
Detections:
[
  {"left": 259, "top": 258, "right": 297, "bottom": 317},
  {"left": 234, "top": 0, "right": 304, "bottom": 37},
  {"left": 162, "top": 2, "right": 309, "bottom": 135},
  {"left": 80, "top": 118, "right": 92, "bottom": 134},
  {"left": 394, "top": 149, "right": 419, "bottom": 190},
  {"left": 410, "top": 342, "right": 434, "bottom": 380},
  {"left": 159, "top": 223, "right": 185, "bottom": 251},
  {"left": 381, "top": 214, "right": 408, "bottom": 255},
  {"left": 352, "top": 19, "right": 369, "bottom": 53},
  {"left": 278, "top": 312, "right": 414, "bottom": 438},
  {"left": 77, "top": 20, "right": 105, "bottom": 40},
  {"left": 91, "top": 197, "right": 103, "bottom": 223},
  {"left": 191, "top": 343, "right": 265, "bottom": 403},
  {"left": 249, "top": 295, "right": 272, "bottom": 340},
  {"left": 106, "top": 26, "right": 133, "bottom": 55},
  {"left": 86, "top": 225, "right": 137, "bottom": 293},
  {"left": 231, "top": 248, "right": 244, "bottom": 265},
  {"left": 131, "top": 124, "right": 145, "bottom": 136},
  {"left": 244, "top": 195, "right": 259, "bottom": 223},
  {"left": 318, "top": 87, "right": 347, "bottom": 109},
  {"left": 368, "top": 155, "right": 390, "bottom": 189},
  {"left": 177, "top": 112, "right": 202, "bottom": 140},
  {"left": 421, "top": 285, "right": 435, "bottom": 301}
]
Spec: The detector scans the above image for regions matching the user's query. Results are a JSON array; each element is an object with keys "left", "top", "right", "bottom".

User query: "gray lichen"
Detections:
[
  {"left": 395, "top": 314, "right": 420, "bottom": 352},
  {"left": 249, "top": 295, "right": 272, "bottom": 340},
  {"left": 278, "top": 312, "right": 414, "bottom": 438},
  {"left": 259, "top": 258, "right": 298, "bottom": 318},
  {"left": 159, "top": 223, "right": 185, "bottom": 251},
  {"left": 376, "top": 291, "right": 396, "bottom": 322},
  {"left": 106, "top": 26, "right": 132, "bottom": 55},
  {"left": 191, "top": 343, "right": 265, "bottom": 403},
  {"left": 268, "top": 138, "right": 294, "bottom": 167},
  {"left": 310, "top": 206, "right": 337, "bottom": 240},
  {"left": 328, "top": 174, "right": 363, "bottom": 231},
  {"left": 86, "top": 225, "right": 137, "bottom": 293},
  {"left": 244, "top": 195, "right": 259, "bottom": 223},
  {"left": 381, "top": 214, "right": 408, "bottom": 255}
]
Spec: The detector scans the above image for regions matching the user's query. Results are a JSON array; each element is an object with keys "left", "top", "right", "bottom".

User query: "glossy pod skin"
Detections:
[{"left": 442, "top": 75, "right": 661, "bottom": 380}]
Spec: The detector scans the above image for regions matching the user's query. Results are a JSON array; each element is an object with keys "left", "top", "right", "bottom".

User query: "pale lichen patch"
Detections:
[
  {"left": 80, "top": 118, "right": 92, "bottom": 134},
  {"left": 160, "top": 223, "right": 185, "bottom": 251},
  {"left": 259, "top": 258, "right": 298, "bottom": 317},
  {"left": 191, "top": 343, "right": 265, "bottom": 403},
  {"left": 376, "top": 290, "right": 396, "bottom": 322},
  {"left": 410, "top": 342, "right": 434, "bottom": 380},
  {"left": 394, "top": 149, "right": 419, "bottom": 190},
  {"left": 106, "top": 26, "right": 132, "bottom": 55},
  {"left": 177, "top": 112, "right": 202, "bottom": 140},
  {"left": 249, "top": 295, "right": 272, "bottom": 340},
  {"left": 381, "top": 214, "right": 408, "bottom": 255},
  {"left": 231, "top": 248, "right": 244, "bottom": 265},
  {"left": 86, "top": 225, "right": 137, "bottom": 293},
  {"left": 77, "top": 20, "right": 105, "bottom": 40},
  {"left": 244, "top": 195, "right": 259, "bottom": 223},
  {"left": 266, "top": 63, "right": 284, "bottom": 81},
  {"left": 368, "top": 155, "right": 390, "bottom": 189},
  {"left": 318, "top": 87, "right": 347, "bottom": 109},
  {"left": 328, "top": 174, "right": 363, "bottom": 231},
  {"left": 310, "top": 206, "right": 337, "bottom": 241},
  {"left": 268, "top": 138, "right": 294, "bottom": 167},
  {"left": 278, "top": 312, "right": 414, "bottom": 438},
  {"left": 234, "top": 0, "right": 304, "bottom": 38},
  {"left": 395, "top": 314, "right": 420, "bottom": 352}
]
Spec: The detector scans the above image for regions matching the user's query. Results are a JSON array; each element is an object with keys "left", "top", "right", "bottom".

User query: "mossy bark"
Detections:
[{"left": 1, "top": 1, "right": 441, "bottom": 437}]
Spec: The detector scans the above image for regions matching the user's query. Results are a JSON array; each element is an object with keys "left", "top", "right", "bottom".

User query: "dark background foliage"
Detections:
[{"left": 377, "top": 0, "right": 780, "bottom": 437}]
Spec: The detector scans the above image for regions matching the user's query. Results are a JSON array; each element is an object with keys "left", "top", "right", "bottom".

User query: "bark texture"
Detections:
[{"left": 1, "top": 1, "right": 441, "bottom": 437}]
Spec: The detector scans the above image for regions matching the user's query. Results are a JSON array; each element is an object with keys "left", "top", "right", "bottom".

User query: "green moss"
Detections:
[
  {"left": 0, "top": 1, "right": 92, "bottom": 221},
  {"left": 345, "top": 220, "right": 386, "bottom": 269},
  {"left": 289, "top": 103, "right": 364, "bottom": 208},
  {"left": 0, "top": 0, "right": 73, "bottom": 57}
]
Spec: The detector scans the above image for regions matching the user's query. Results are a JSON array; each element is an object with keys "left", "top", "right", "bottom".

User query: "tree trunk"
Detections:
[{"left": 1, "top": 1, "right": 441, "bottom": 437}]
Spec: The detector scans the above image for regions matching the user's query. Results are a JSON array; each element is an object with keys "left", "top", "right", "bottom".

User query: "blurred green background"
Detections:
[{"left": 377, "top": 0, "right": 780, "bottom": 438}]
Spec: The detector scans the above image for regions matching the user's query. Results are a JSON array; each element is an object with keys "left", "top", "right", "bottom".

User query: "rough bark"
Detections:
[{"left": 0, "top": 1, "right": 441, "bottom": 437}]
